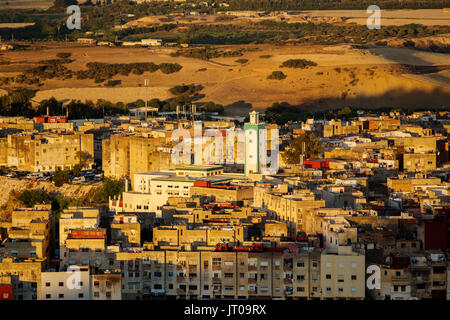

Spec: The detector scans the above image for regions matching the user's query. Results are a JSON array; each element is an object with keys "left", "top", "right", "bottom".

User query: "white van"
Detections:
[{"left": 26, "top": 172, "right": 44, "bottom": 179}]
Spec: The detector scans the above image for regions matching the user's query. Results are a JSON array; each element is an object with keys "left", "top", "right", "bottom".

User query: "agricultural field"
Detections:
[{"left": 0, "top": 40, "right": 448, "bottom": 116}]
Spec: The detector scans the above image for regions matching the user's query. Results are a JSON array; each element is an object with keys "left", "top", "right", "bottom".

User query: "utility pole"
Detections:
[{"left": 144, "top": 79, "right": 149, "bottom": 108}]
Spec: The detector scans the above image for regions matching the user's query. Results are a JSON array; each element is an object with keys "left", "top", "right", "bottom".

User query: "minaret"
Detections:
[{"left": 244, "top": 111, "right": 265, "bottom": 176}]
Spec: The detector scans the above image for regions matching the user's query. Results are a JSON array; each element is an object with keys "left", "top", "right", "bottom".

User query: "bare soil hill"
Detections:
[{"left": 0, "top": 42, "right": 449, "bottom": 115}]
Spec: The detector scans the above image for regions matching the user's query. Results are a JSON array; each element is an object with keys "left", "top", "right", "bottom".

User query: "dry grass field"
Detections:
[
  {"left": 0, "top": 41, "right": 449, "bottom": 115},
  {"left": 124, "top": 9, "right": 450, "bottom": 28}
]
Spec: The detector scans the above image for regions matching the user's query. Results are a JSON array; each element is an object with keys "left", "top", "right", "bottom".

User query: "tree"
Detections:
[
  {"left": 17, "top": 189, "right": 51, "bottom": 207},
  {"left": 335, "top": 106, "right": 357, "bottom": 120},
  {"left": 53, "top": 0, "right": 78, "bottom": 8},
  {"left": 52, "top": 170, "right": 70, "bottom": 187},
  {"left": 282, "top": 133, "right": 323, "bottom": 165},
  {"left": 267, "top": 71, "right": 286, "bottom": 80},
  {"left": 93, "top": 178, "right": 124, "bottom": 204}
]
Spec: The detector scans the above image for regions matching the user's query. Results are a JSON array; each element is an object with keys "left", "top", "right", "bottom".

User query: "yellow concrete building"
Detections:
[
  {"left": 5, "top": 132, "right": 94, "bottom": 172},
  {"left": 0, "top": 257, "right": 43, "bottom": 300}
]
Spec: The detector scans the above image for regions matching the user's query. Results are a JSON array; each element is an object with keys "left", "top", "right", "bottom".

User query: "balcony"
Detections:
[
  {"left": 177, "top": 277, "right": 186, "bottom": 282},
  {"left": 248, "top": 278, "right": 256, "bottom": 284},
  {"left": 212, "top": 277, "right": 222, "bottom": 283},
  {"left": 283, "top": 278, "right": 293, "bottom": 285},
  {"left": 248, "top": 265, "right": 257, "bottom": 271}
]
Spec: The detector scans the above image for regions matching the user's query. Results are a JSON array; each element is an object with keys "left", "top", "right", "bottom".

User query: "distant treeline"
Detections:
[
  {"left": 0, "top": 89, "right": 128, "bottom": 118},
  {"left": 0, "top": 56, "right": 183, "bottom": 86},
  {"left": 0, "top": 87, "right": 224, "bottom": 119},
  {"left": 75, "top": 62, "right": 183, "bottom": 82},
  {"left": 178, "top": 22, "right": 450, "bottom": 45},
  {"left": 224, "top": 0, "right": 450, "bottom": 10}
]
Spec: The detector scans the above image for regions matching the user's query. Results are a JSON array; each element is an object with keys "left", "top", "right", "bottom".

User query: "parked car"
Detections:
[{"left": 26, "top": 172, "right": 44, "bottom": 179}]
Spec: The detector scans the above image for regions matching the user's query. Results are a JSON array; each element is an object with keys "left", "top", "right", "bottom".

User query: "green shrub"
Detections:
[
  {"left": 159, "top": 63, "right": 183, "bottom": 74},
  {"left": 280, "top": 59, "right": 317, "bottom": 69},
  {"left": 17, "top": 189, "right": 51, "bottom": 207},
  {"left": 267, "top": 71, "right": 286, "bottom": 80},
  {"left": 93, "top": 178, "right": 125, "bottom": 204}
]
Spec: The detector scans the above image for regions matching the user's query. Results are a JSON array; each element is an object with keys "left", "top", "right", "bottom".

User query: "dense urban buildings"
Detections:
[{"left": 0, "top": 108, "right": 448, "bottom": 301}]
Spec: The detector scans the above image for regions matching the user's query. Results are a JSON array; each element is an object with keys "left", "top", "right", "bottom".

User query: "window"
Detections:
[
  {"left": 326, "top": 287, "right": 331, "bottom": 292},
  {"left": 45, "top": 294, "right": 51, "bottom": 299},
  {"left": 94, "top": 281, "right": 100, "bottom": 287},
  {"left": 296, "top": 287, "right": 305, "bottom": 292},
  {"left": 338, "top": 288, "right": 344, "bottom": 293},
  {"left": 351, "top": 275, "right": 357, "bottom": 280},
  {"left": 106, "top": 292, "right": 111, "bottom": 298},
  {"left": 45, "top": 282, "right": 51, "bottom": 287},
  {"left": 59, "top": 294, "right": 64, "bottom": 299},
  {"left": 351, "top": 263, "right": 357, "bottom": 268},
  {"left": 297, "top": 275, "right": 305, "bottom": 281},
  {"left": 59, "top": 282, "right": 64, "bottom": 287},
  {"left": 297, "top": 262, "right": 304, "bottom": 267},
  {"left": 94, "top": 292, "right": 99, "bottom": 298},
  {"left": 212, "top": 258, "right": 222, "bottom": 266},
  {"left": 326, "top": 262, "right": 332, "bottom": 267},
  {"left": 326, "top": 274, "right": 331, "bottom": 279},
  {"left": 78, "top": 293, "right": 84, "bottom": 298}
]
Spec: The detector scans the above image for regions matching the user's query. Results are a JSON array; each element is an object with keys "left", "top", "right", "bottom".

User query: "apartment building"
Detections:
[
  {"left": 402, "top": 153, "right": 436, "bottom": 172},
  {"left": 0, "top": 205, "right": 54, "bottom": 260},
  {"left": 110, "top": 166, "right": 234, "bottom": 216},
  {"left": 0, "top": 257, "right": 43, "bottom": 300},
  {"left": 60, "top": 229, "right": 107, "bottom": 270},
  {"left": 102, "top": 135, "right": 175, "bottom": 182},
  {"left": 6, "top": 132, "right": 94, "bottom": 172},
  {"left": 110, "top": 245, "right": 366, "bottom": 300},
  {"left": 321, "top": 120, "right": 363, "bottom": 138},
  {"left": 320, "top": 246, "right": 365, "bottom": 300},
  {"left": 190, "top": 183, "right": 253, "bottom": 204},
  {"left": 110, "top": 214, "right": 141, "bottom": 247},
  {"left": 41, "top": 266, "right": 90, "bottom": 300},
  {"left": 91, "top": 272, "right": 122, "bottom": 300},
  {"left": 253, "top": 186, "right": 325, "bottom": 237},
  {"left": 59, "top": 207, "right": 100, "bottom": 251},
  {"left": 152, "top": 225, "right": 244, "bottom": 248}
]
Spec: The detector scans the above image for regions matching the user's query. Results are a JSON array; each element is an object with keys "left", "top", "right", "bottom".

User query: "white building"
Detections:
[
  {"left": 41, "top": 266, "right": 90, "bottom": 300},
  {"left": 141, "top": 38, "right": 162, "bottom": 47},
  {"left": 109, "top": 165, "right": 230, "bottom": 216}
]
